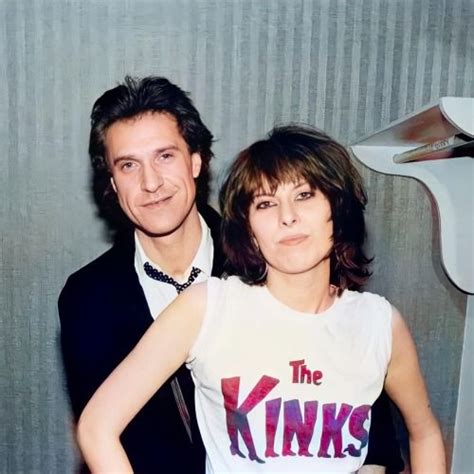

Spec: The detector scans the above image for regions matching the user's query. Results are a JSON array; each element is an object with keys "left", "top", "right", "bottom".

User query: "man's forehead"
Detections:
[
  {"left": 104, "top": 110, "right": 179, "bottom": 136},
  {"left": 104, "top": 112, "right": 184, "bottom": 157}
]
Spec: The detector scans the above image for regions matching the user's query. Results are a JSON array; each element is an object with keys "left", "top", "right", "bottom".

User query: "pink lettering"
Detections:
[
  {"left": 282, "top": 400, "right": 317, "bottom": 457},
  {"left": 312, "top": 370, "right": 323, "bottom": 385},
  {"left": 317, "top": 403, "right": 352, "bottom": 458},
  {"left": 221, "top": 375, "right": 370, "bottom": 462},
  {"left": 345, "top": 405, "right": 370, "bottom": 456},
  {"left": 265, "top": 398, "right": 282, "bottom": 457},
  {"left": 221, "top": 376, "right": 279, "bottom": 463},
  {"left": 289, "top": 359, "right": 323, "bottom": 385},
  {"left": 289, "top": 360, "right": 305, "bottom": 383}
]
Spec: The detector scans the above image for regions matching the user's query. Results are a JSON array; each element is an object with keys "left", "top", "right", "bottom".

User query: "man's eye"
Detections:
[
  {"left": 121, "top": 161, "right": 135, "bottom": 170},
  {"left": 160, "top": 153, "right": 173, "bottom": 160}
]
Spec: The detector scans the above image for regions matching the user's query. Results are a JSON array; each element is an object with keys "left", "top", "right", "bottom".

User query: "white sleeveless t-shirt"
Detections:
[{"left": 187, "top": 276, "right": 392, "bottom": 473}]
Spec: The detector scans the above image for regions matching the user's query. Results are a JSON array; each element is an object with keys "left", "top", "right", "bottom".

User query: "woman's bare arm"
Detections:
[
  {"left": 384, "top": 307, "right": 446, "bottom": 473},
  {"left": 76, "top": 283, "right": 207, "bottom": 473}
]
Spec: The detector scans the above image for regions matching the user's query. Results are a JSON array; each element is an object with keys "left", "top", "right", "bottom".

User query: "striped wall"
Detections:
[{"left": 1, "top": 0, "right": 472, "bottom": 471}]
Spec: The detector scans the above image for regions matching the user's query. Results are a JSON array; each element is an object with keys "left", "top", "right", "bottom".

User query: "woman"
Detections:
[{"left": 77, "top": 125, "right": 445, "bottom": 473}]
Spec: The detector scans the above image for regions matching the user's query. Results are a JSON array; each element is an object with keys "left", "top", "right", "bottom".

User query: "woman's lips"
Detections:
[{"left": 278, "top": 234, "right": 308, "bottom": 246}]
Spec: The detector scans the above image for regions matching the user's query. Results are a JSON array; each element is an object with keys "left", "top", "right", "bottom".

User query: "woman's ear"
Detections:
[{"left": 252, "top": 236, "right": 260, "bottom": 251}]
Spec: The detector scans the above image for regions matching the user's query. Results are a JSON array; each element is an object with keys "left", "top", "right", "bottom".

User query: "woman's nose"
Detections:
[{"left": 280, "top": 202, "right": 298, "bottom": 226}]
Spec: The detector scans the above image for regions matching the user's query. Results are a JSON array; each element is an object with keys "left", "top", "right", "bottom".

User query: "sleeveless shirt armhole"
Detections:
[
  {"left": 361, "top": 292, "right": 394, "bottom": 375},
  {"left": 186, "top": 276, "right": 221, "bottom": 364},
  {"left": 381, "top": 296, "right": 394, "bottom": 373},
  {"left": 387, "top": 303, "right": 397, "bottom": 367}
]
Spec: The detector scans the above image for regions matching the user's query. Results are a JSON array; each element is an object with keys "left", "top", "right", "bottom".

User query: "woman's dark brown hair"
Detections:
[{"left": 219, "top": 124, "right": 371, "bottom": 292}]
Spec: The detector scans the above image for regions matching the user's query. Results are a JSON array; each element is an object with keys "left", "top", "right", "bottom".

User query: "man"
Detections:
[{"left": 59, "top": 76, "right": 403, "bottom": 473}]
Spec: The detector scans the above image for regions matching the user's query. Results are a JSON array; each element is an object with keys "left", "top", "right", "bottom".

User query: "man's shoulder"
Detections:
[
  {"left": 59, "top": 234, "right": 135, "bottom": 302},
  {"left": 66, "top": 245, "right": 125, "bottom": 285}
]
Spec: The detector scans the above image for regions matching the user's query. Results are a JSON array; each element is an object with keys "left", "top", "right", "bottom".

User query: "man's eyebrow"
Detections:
[
  {"left": 111, "top": 155, "right": 136, "bottom": 166},
  {"left": 152, "top": 145, "right": 180, "bottom": 155},
  {"left": 111, "top": 145, "right": 180, "bottom": 166}
]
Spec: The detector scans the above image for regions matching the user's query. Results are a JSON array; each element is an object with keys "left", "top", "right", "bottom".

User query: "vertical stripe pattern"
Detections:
[{"left": 1, "top": 0, "right": 472, "bottom": 471}]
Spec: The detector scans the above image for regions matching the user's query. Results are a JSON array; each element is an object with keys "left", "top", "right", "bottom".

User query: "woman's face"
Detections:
[{"left": 248, "top": 179, "right": 333, "bottom": 278}]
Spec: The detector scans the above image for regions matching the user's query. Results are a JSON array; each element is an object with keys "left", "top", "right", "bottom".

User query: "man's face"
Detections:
[{"left": 105, "top": 112, "right": 202, "bottom": 237}]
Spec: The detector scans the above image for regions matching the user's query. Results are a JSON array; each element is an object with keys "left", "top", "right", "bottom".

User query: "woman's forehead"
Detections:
[{"left": 251, "top": 176, "right": 309, "bottom": 195}]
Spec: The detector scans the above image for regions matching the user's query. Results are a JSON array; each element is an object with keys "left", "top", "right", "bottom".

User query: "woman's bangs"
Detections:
[{"left": 248, "top": 152, "right": 311, "bottom": 196}]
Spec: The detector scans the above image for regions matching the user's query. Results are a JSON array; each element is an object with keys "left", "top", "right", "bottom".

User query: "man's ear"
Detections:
[
  {"left": 191, "top": 153, "right": 202, "bottom": 178},
  {"left": 110, "top": 176, "right": 117, "bottom": 193}
]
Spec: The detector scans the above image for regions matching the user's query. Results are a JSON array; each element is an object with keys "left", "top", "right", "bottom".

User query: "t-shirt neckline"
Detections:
[{"left": 260, "top": 283, "right": 345, "bottom": 320}]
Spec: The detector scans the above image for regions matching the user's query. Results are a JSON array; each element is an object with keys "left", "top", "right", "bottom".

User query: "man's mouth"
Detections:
[{"left": 142, "top": 195, "right": 173, "bottom": 207}]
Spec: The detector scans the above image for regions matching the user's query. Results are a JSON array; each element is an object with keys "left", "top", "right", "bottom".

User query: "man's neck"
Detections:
[{"left": 136, "top": 208, "right": 202, "bottom": 279}]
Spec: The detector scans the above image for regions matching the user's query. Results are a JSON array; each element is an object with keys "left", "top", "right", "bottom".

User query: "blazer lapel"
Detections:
[
  {"left": 112, "top": 231, "right": 155, "bottom": 328},
  {"left": 198, "top": 203, "right": 226, "bottom": 277}
]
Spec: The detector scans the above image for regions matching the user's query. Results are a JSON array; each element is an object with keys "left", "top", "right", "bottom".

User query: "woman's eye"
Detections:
[
  {"left": 255, "top": 200, "right": 273, "bottom": 210},
  {"left": 297, "top": 191, "right": 314, "bottom": 200}
]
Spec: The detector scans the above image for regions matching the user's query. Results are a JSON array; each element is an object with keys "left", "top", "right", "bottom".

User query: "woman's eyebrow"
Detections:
[
  {"left": 252, "top": 191, "right": 273, "bottom": 198},
  {"left": 293, "top": 181, "right": 308, "bottom": 189},
  {"left": 253, "top": 186, "right": 280, "bottom": 200}
]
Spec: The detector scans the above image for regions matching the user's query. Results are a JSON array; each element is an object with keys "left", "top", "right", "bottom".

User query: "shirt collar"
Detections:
[{"left": 134, "top": 213, "right": 213, "bottom": 281}]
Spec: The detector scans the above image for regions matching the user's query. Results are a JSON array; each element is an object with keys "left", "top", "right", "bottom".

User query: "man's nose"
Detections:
[{"left": 141, "top": 164, "right": 163, "bottom": 193}]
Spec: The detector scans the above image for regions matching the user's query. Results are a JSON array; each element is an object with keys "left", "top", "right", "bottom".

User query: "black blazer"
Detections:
[
  {"left": 59, "top": 204, "right": 402, "bottom": 472},
  {"left": 59, "top": 205, "right": 224, "bottom": 474}
]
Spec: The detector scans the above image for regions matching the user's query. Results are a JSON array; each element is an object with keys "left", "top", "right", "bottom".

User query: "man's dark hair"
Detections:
[
  {"left": 89, "top": 75, "right": 214, "bottom": 228},
  {"left": 219, "top": 124, "right": 371, "bottom": 292}
]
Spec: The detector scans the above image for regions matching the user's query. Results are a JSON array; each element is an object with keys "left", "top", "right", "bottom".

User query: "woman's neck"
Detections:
[{"left": 265, "top": 264, "right": 336, "bottom": 314}]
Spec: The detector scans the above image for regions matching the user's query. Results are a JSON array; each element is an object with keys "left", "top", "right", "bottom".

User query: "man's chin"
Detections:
[
  {"left": 137, "top": 222, "right": 183, "bottom": 238},
  {"left": 134, "top": 202, "right": 198, "bottom": 239}
]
